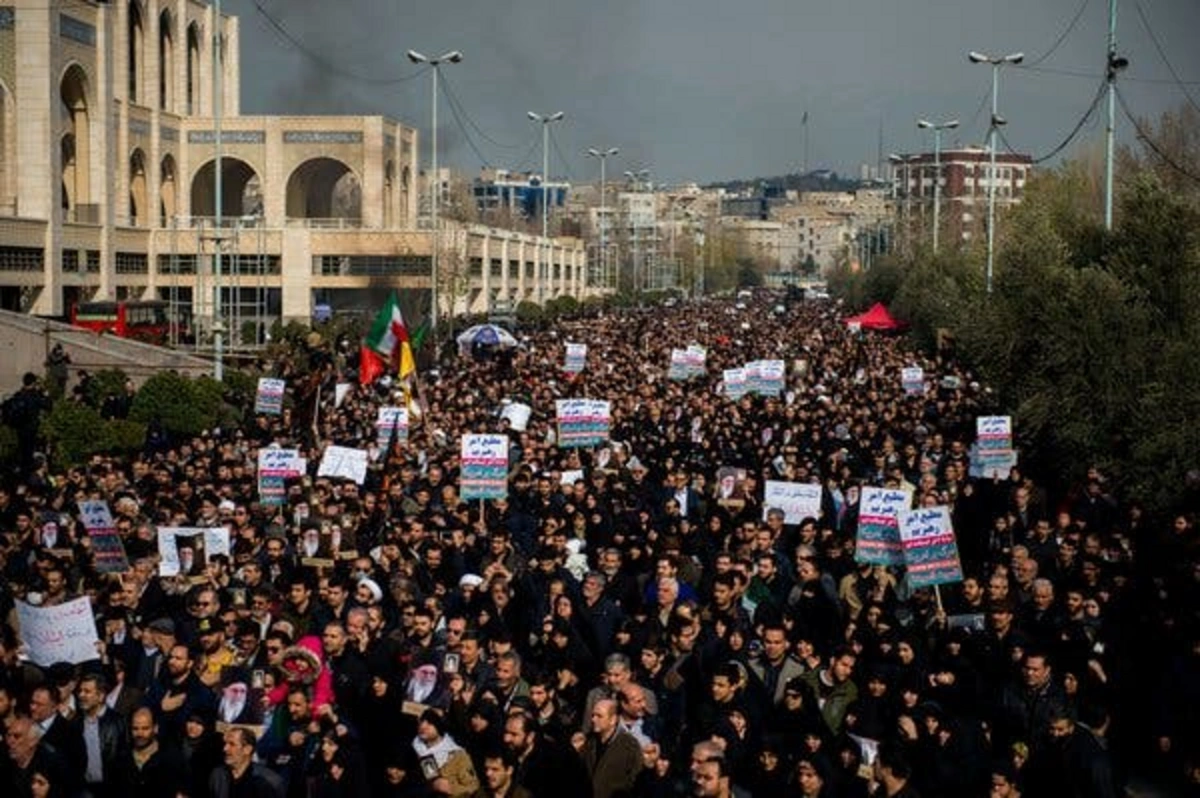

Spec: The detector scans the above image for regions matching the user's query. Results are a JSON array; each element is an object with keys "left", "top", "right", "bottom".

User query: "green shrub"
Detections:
[
  {"left": 41, "top": 401, "right": 106, "bottom": 467},
  {"left": 83, "top": 368, "right": 129, "bottom": 409},
  {"left": 130, "top": 371, "right": 222, "bottom": 437}
]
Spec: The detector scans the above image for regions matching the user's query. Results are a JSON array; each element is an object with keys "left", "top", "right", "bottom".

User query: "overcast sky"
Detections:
[{"left": 224, "top": 0, "right": 1200, "bottom": 184}]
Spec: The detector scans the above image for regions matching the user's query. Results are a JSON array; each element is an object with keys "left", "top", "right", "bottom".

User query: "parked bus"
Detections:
[{"left": 70, "top": 299, "right": 189, "bottom": 345}]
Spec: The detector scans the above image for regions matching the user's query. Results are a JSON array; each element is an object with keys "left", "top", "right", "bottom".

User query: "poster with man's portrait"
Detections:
[
  {"left": 158, "top": 528, "right": 230, "bottom": 580},
  {"left": 215, "top": 669, "right": 265, "bottom": 734},
  {"left": 715, "top": 466, "right": 749, "bottom": 508}
]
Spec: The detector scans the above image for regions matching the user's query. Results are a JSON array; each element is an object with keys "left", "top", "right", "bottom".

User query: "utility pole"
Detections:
[{"left": 1104, "top": 0, "right": 1128, "bottom": 230}]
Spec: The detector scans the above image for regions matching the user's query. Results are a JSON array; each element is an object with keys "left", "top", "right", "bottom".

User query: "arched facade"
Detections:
[
  {"left": 186, "top": 22, "right": 201, "bottom": 115},
  {"left": 285, "top": 157, "right": 361, "bottom": 221},
  {"left": 190, "top": 157, "right": 262, "bottom": 218},
  {"left": 0, "top": 81, "right": 14, "bottom": 214},
  {"left": 159, "top": 9, "right": 175, "bottom": 111},
  {"left": 129, "top": 148, "right": 147, "bottom": 226},
  {"left": 160, "top": 155, "right": 178, "bottom": 225},
  {"left": 127, "top": 1, "right": 145, "bottom": 104},
  {"left": 60, "top": 64, "right": 91, "bottom": 219}
]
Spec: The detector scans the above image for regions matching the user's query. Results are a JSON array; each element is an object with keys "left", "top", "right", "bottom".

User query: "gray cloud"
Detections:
[{"left": 226, "top": 0, "right": 1200, "bottom": 182}]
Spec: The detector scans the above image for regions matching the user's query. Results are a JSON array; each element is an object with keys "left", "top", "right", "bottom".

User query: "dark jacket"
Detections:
[
  {"left": 581, "top": 729, "right": 644, "bottom": 798},
  {"left": 81, "top": 708, "right": 129, "bottom": 786},
  {"left": 209, "top": 763, "right": 287, "bottom": 798}
]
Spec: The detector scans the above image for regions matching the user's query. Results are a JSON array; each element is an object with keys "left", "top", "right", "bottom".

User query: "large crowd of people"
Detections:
[{"left": 1, "top": 290, "right": 1197, "bottom": 798}]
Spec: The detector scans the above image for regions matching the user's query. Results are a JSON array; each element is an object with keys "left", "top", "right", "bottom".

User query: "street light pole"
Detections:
[
  {"left": 917, "top": 119, "right": 959, "bottom": 255},
  {"left": 408, "top": 49, "right": 463, "bottom": 335},
  {"left": 970, "top": 50, "right": 1023, "bottom": 294},
  {"left": 529, "top": 111, "right": 564, "bottom": 304},
  {"left": 213, "top": 0, "right": 223, "bottom": 380},
  {"left": 587, "top": 147, "right": 618, "bottom": 290},
  {"left": 623, "top": 169, "right": 649, "bottom": 297}
]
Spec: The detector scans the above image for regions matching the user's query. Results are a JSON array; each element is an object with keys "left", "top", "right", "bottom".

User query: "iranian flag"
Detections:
[{"left": 359, "top": 292, "right": 416, "bottom": 386}]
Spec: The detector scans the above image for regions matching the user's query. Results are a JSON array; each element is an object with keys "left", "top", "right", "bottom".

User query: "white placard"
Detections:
[
  {"left": 560, "top": 469, "right": 585, "bottom": 486},
  {"left": 16, "top": 597, "right": 100, "bottom": 667},
  {"left": 762, "top": 480, "right": 823, "bottom": 524},
  {"left": 500, "top": 402, "right": 532, "bottom": 432},
  {"left": 317, "top": 445, "right": 370, "bottom": 484}
]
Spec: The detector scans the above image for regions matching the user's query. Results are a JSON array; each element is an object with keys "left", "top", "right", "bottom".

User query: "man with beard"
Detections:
[
  {"left": 473, "top": 749, "right": 531, "bottom": 798},
  {"left": 144, "top": 644, "right": 217, "bottom": 736},
  {"left": 76, "top": 672, "right": 127, "bottom": 798},
  {"left": 1027, "top": 709, "right": 1117, "bottom": 797},
  {"left": 113, "top": 707, "right": 185, "bottom": 797},
  {"left": 195, "top": 617, "right": 235, "bottom": 688},
  {"left": 320, "top": 622, "right": 369, "bottom": 725},
  {"left": 260, "top": 688, "right": 320, "bottom": 798},
  {"left": 405, "top": 662, "right": 449, "bottom": 708},
  {"left": 503, "top": 711, "right": 591, "bottom": 797}
]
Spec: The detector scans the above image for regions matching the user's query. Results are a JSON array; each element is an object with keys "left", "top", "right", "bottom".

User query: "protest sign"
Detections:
[
  {"left": 560, "top": 469, "right": 585, "bottom": 486},
  {"left": 78, "top": 500, "right": 129, "bottom": 574},
  {"left": 564, "top": 343, "right": 588, "bottom": 374},
  {"left": 254, "top": 378, "right": 286, "bottom": 415},
  {"left": 723, "top": 368, "right": 749, "bottom": 401},
  {"left": 972, "top": 415, "right": 1016, "bottom": 478},
  {"left": 854, "top": 487, "right": 911, "bottom": 567},
  {"left": 16, "top": 597, "right": 99, "bottom": 666},
  {"left": 749, "top": 360, "right": 785, "bottom": 397},
  {"left": 685, "top": 344, "right": 708, "bottom": 378},
  {"left": 898, "top": 506, "right": 964, "bottom": 588},
  {"left": 460, "top": 434, "right": 510, "bottom": 501},
  {"left": 257, "top": 448, "right": 304, "bottom": 507},
  {"left": 317, "top": 445, "right": 369, "bottom": 484},
  {"left": 762, "top": 480, "right": 823, "bottom": 525},
  {"left": 157, "top": 528, "right": 230, "bottom": 578},
  {"left": 901, "top": 367, "right": 925, "bottom": 396},
  {"left": 667, "top": 349, "right": 690, "bottom": 381},
  {"left": 499, "top": 401, "right": 532, "bottom": 432},
  {"left": 376, "top": 406, "right": 409, "bottom": 450},
  {"left": 555, "top": 399, "right": 611, "bottom": 448}
]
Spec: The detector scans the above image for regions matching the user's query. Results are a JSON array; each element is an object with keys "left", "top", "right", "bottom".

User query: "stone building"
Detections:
[{"left": 0, "top": 0, "right": 586, "bottom": 334}]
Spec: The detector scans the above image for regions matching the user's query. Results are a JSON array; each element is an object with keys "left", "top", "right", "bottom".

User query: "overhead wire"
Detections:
[
  {"left": 251, "top": 0, "right": 428, "bottom": 86},
  {"left": 439, "top": 73, "right": 530, "bottom": 150},
  {"left": 548, "top": 127, "right": 577, "bottom": 183},
  {"left": 1133, "top": 0, "right": 1200, "bottom": 117},
  {"left": 1115, "top": 86, "right": 1200, "bottom": 183},
  {"left": 1027, "top": 0, "right": 1091, "bottom": 66},
  {"left": 437, "top": 77, "right": 493, "bottom": 168},
  {"left": 1019, "top": 64, "right": 1200, "bottom": 86},
  {"left": 997, "top": 80, "right": 1108, "bottom": 164}
]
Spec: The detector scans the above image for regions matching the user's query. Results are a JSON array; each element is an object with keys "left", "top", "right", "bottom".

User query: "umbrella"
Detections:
[{"left": 457, "top": 324, "right": 518, "bottom": 354}]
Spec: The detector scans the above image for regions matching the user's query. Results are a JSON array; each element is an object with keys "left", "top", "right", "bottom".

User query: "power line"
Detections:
[
  {"left": 439, "top": 73, "right": 530, "bottom": 150},
  {"left": 1017, "top": 63, "right": 1200, "bottom": 86},
  {"left": 964, "top": 85, "right": 994, "bottom": 142},
  {"left": 251, "top": 1, "right": 427, "bottom": 86},
  {"left": 1003, "top": 80, "right": 1108, "bottom": 164},
  {"left": 548, "top": 127, "right": 577, "bottom": 183},
  {"left": 1115, "top": 86, "right": 1200, "bottom": 183},
  {"left": 1027, "top": 0, "right": 1091, "bottom": 67},
  {"left": 1134, "top": 0, "right": 1200, "bottom": 117},
  {"left": 437, "top": 77, "right": 493, "bottom": 168}
]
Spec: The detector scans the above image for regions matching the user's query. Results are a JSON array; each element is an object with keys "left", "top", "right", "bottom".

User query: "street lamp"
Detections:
[
  {"left": 623, "top": 169, "right": 650, "bottom": 295},
  {"left": 407, "top": 49, "right": 463, "bottom": 333},
  {"left": 917, "top": 119, "right": 959, "bottom": 255},
  {"left": 587, "top": 147, "right": 619, "bottom": 290},
  {"left": 969, "top": 50, "right": 1023, "bottom": 294},
  {"left": 888, "top": 153, "right": 913, "bottom": 253},
  {"left": 528, "top": 111, "right": 565, "bottom": 303}
]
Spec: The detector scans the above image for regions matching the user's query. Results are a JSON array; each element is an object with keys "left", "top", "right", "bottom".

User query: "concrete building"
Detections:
[
  {"left": 893, "top": 147, "right": 1032, "bottom": 242},
  {"left": 0, "top": 0, "right": 586, "bottom": 336}
]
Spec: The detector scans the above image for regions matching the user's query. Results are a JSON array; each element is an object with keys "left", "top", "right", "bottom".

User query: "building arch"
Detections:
[
  {"left": 128, "top": 1, "right": 145, "bottom": 104},
  {"left": 159, "top": 8, "right": 175, "bottom": 111},
  {"left": 129, "top": 148, "right": 148, "bottom": 225},
  {"left": 186, "top": 22, "right": 201, "bottom": 114},
  {"left": 384, "top": 160, "right": 395, "bottom": 227},
  {"left": 285, "top": 157, "right": 361, "bottom": 221},
  {"left": 0, "top": 81, "right": 13, "bottom": 214},
  {"left": 190, "top": 157, "right": 262, "bottom": 219},
  {"left": 160, "top": 154, "right": 178, "bottom": 225},
  {"left": 60, "top": 63, "right": 91, "bottom": 218}
]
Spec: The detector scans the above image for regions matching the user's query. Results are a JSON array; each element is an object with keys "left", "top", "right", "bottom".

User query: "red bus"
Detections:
[{"left": 70, "top": 299, "right": 186, "bottom": 344}]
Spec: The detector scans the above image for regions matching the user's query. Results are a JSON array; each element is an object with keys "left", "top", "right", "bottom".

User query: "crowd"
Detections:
[{"left": 0, "top": 289, "right": 1198, "bottom": 798}]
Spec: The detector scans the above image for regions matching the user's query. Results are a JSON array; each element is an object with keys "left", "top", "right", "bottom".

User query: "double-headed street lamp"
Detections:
[
  {"left": 587, "top": 147, "right": 619, "bottom": 288},
  {"left": 969, "top": 50, "right": 1023, "bottom": 294},
  {"left": 407, "top": 49, "right": 463, "bottom": 333},
  {"left": 528, "top": 111, "right": 565, "bottom": 303},
  {"left": 916, "top": 119, "right": 958, "bottom": 255}
]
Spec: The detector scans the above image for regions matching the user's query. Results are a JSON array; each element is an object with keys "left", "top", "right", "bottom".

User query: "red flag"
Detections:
[{"left": 359, "top": 344, "right": 385, "bottom": 386}]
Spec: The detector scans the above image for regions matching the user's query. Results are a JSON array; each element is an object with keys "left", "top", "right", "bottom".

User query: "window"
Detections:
[
  {"left": 115, "top": 252, "right": 148, "bottom": 273},
  {"left": 157, "top": 254, "right": 197, "bottom": 274},
  {"left": 312, "top": 254, "right": 430, "bottom": 276},
  {"left": 0, "top": 246, "right": 44, "bottom": 271}
]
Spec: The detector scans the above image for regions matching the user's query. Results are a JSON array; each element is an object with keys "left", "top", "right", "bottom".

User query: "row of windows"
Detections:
[
  {"left": 115, "top": 252, "right": 148, "bottom": 274},
  {"left": 62, "top": 250, "right": 101, "bottom": 273},
  {"left": 0, "top": 247, "right": 44, "bottom": 272},
  {"left": 313, "top": 255, "right": 432, "bottom": 277}
]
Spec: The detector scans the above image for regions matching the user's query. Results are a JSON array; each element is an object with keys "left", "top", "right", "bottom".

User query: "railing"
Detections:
[{"left": 284, "top": 217, "right": 364, "bottom": 230}]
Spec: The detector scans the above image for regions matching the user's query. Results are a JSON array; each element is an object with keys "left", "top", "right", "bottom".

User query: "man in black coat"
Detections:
[
  {"left": 76, "top": 672, "right": 128, "bottom": 798},
  {"left": 1027, "top": 710, "right": 1118, "bottom": 798}
]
